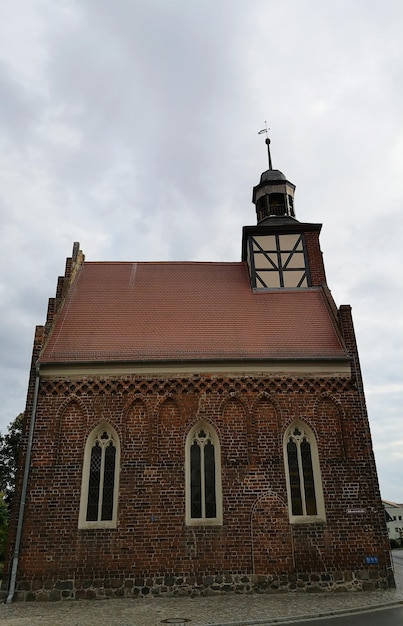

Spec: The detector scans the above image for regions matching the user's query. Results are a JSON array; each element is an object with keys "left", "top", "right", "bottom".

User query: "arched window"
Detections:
[
  {"left": 185, "top": 422, "right": 222, "bottom": 526},
  {"left": 284, "top": 422, "right": 325, "bottom": 523},
  {"left": 79, "top": 424, "right": 120, "bottom": 529}
]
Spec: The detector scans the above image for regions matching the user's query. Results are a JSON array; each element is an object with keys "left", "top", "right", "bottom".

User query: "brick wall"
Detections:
[
  {"left": 304, "top": 231, "right": 326, "bottom": 286},
  {"left": 4, "top": 371, "right": 393, "bottom": 600}
]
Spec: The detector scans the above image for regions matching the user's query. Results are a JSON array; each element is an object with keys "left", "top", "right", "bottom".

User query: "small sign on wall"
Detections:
[{"left": 365, "top": 556, "right": 379, "bottom": 564}]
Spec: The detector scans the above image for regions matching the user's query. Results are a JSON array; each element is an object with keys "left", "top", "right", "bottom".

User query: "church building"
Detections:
[{"left": 4, "top": 140, "right": 393, "bottom": 601}]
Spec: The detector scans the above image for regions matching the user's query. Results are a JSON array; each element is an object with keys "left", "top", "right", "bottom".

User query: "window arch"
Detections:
[
  {"left": 79, "top": 424, "right": 120, "bottom": 529},
  {"left": 283, "top": 421, "right": 325, "bottom": 524},
  {"left": 185, "top": 422, "right": 222, "bottom": 526}
]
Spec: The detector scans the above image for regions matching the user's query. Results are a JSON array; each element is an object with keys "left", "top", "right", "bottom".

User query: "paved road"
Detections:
[
  {"left": 392, "top": 549, "right": 403, "bottom": 566},
  {"left": 276, "top": 605, "right": 403, "bottom": 626}
]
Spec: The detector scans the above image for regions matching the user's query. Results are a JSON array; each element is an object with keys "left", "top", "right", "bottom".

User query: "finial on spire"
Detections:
[{"left": 258, "top": 121, "right": 273, "bottom": 170}]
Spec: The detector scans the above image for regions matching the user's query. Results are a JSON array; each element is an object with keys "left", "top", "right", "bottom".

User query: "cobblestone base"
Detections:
[{"left": 2, "top": 568, "right": 394, "bottom": 602}]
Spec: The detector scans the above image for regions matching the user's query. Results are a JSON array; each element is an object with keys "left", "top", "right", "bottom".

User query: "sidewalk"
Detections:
[{"left": 0, "top": 564, "right": 402, "bottom": 626}]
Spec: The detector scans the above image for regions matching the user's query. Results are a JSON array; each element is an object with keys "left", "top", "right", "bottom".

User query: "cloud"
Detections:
[{"left": 0, "top": 0, "right": 402, "bottom": 503}]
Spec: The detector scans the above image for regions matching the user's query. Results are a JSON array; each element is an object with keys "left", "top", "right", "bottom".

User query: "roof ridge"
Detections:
[{"left": 83, "top": 260, "right": 245, "bottom": 265}]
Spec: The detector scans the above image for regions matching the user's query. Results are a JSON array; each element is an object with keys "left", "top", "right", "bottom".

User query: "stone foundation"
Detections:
[{"left": 1, "top": 569, "right": 394, "bottom": 602}]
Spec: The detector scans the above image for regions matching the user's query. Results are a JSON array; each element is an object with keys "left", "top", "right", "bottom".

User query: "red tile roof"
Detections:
[{"left": 39, "top": 262, "right": 347, "bottom": 363}]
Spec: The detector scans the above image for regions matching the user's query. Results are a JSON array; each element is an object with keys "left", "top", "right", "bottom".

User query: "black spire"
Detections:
[{"left": 266, "top": 138, "right": 273, "bottom": 170}]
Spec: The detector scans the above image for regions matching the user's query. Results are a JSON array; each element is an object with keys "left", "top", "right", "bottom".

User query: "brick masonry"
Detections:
[{"left": 4, "top": 371, "right": 394, "bottom": 601}]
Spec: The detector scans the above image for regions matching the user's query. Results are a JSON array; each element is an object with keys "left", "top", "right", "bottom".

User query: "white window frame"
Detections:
[
  {"left": 78, "top": 423, "right": 120, "bottom": 529},
  {"left": 283, "top": 421, "right": 326, "bottom": 524},
  {"left": 185, "top": 421, "right": 223, "bottom": 526}
]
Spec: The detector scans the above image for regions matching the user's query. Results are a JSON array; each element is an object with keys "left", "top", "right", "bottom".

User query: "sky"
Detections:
[{"left": 0, "top": 0, "right": 402, "bottom": 501}]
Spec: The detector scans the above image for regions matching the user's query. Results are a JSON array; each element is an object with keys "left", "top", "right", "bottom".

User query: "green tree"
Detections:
[
  {"left": 0, "top": 413, "right": 23, "bottom": 509},
  {"left": 0, "top": 413, "right": 23, "bottom": 573},
  {"left": 0, "top": 495, "right": 8, "bottom": 565}
]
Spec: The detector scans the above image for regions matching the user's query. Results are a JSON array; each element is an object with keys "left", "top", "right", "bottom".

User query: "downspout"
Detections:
[{"left": 6, "top": 362, "right": 40, "bottom": 604}]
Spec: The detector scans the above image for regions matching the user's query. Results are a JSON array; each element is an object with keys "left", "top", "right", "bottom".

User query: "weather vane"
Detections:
[{"left": 258, "top": 120, "right": 273, "bottom": 170}]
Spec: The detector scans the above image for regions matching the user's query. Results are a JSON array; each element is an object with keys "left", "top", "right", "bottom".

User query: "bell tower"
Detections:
[
  {"left": 252, "top": 136, "right": 296, "bottom": 221},
  {"left": 242, "top": 133, "right": 326, "bottom": 290}
]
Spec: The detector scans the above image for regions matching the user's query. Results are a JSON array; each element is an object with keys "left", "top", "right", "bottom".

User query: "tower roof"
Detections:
[{"left": 259, "top": 169, "right": 287, "bottom": 183}]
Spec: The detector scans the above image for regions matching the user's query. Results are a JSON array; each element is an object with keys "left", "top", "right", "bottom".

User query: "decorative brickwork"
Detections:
[{"left": 39, "top": 374, "right": 354, "bottom": 399}]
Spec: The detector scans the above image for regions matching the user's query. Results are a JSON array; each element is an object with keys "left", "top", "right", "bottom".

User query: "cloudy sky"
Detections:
[{"left": 0, "top": 0, "right": 402, "bottom": 501}]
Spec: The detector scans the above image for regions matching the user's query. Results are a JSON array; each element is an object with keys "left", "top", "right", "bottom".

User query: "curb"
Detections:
[{"left": 203, "top": 599, "right": 403, "bottom": 626}]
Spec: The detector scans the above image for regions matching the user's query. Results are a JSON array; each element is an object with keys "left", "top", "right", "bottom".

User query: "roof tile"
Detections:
[{"left": 39, "top": 262, "right": 347, "bottom": 363}]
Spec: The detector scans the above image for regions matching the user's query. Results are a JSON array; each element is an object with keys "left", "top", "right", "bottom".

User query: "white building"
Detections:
[{"left": 383, "top": 500, "right": 403, "bottom": 541}]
